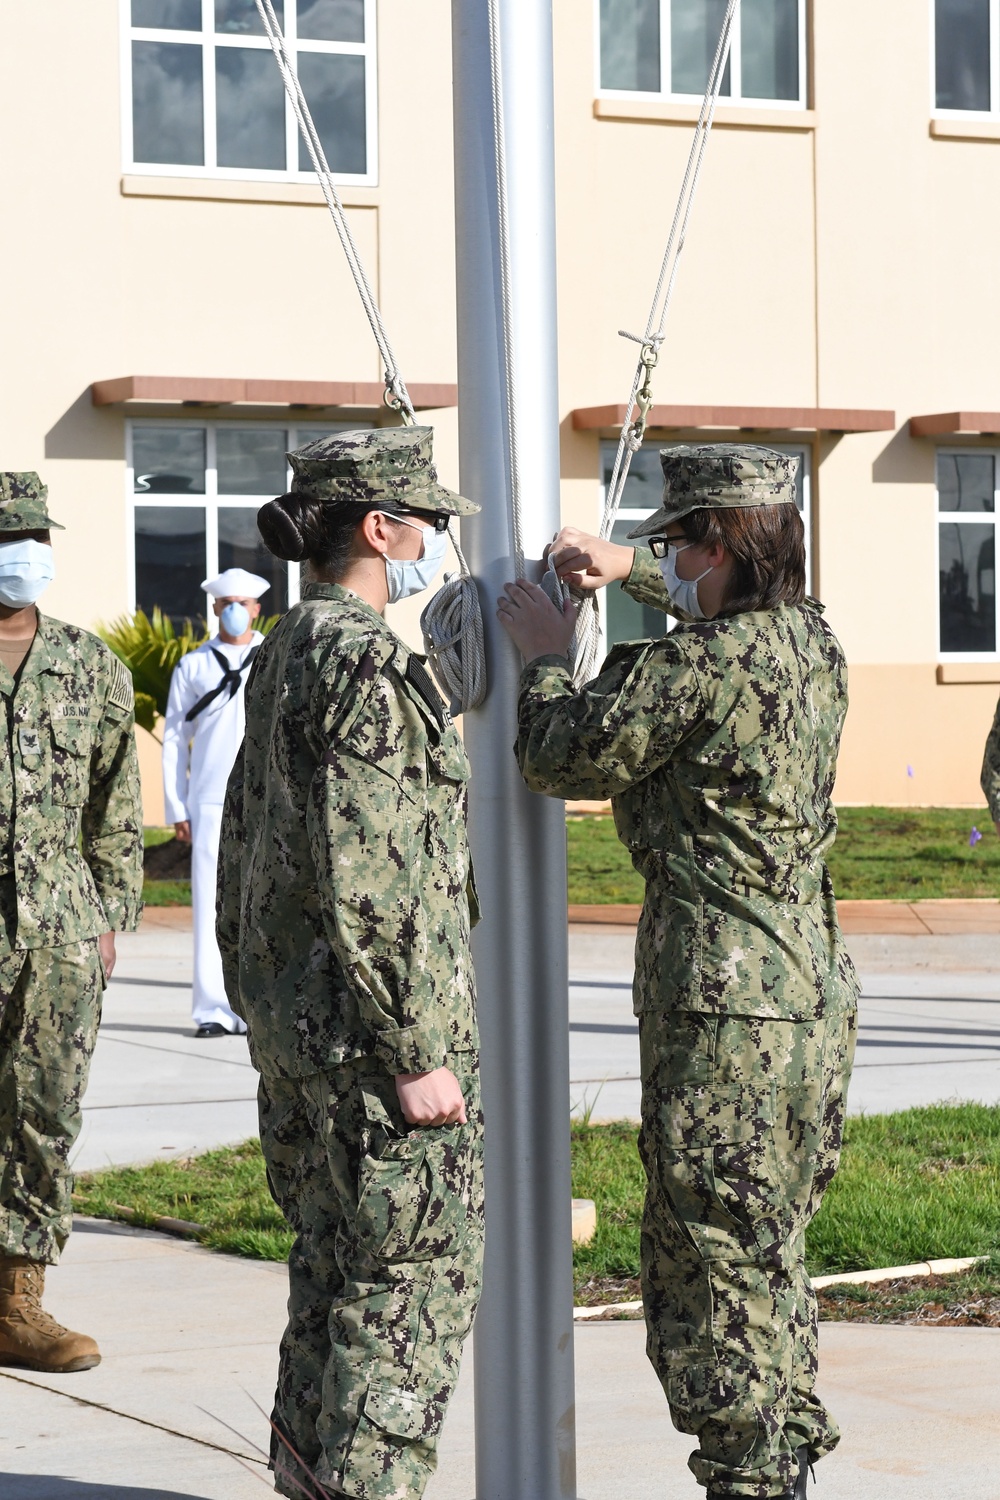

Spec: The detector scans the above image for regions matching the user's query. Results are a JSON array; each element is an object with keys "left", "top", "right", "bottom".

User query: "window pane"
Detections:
[
  {"left": 601, "top": 443, "right": 664, "bottom": 510},
  {"left": 298, "top": 0, "right": 365, "bottom": 43},
  {"left": 215, "top": 0, "right": 283, "bottom": 32},
  {"left": 940, "top": 522, "right": 996, "bottom": 652},
  {"left": 219, "top": 509, "right": 290, "bottom": 612},
  {"left": 217, "top": 429, "right": 289, "bottom": 494},
  {"left": 132, "top": 0, "right": 201, "bottom": 28},
  {"left": 671, "top": 0, "right": 731, "bottom": 96},
  {"left": 599, "top": 0, "right": 660, "bottom": 91},
  {"left": 133, "top": 428, "right": 207, "bottom": 494},
  {"left": 607, "top": 518, "right": 667, "bottom": 645},
  {"left": 135, "top": 507, "right": 208, "bottom": 628},
  {"left": 936, "top": 0, "right": 992, "bottom": 111},
  {"left": 938, "top": 453, "right": 995, "bottom": 512},
  {"left": 131, "top": 41, "right": 204, "bottom": 165},
  {"left": 298, "top": 52, "right": 366, "bottom": 174},
  {"left": 741, "top": 0, "right": 799, "bottom": 101},
  {"left": 216, "top": 48, "right": 286, "bottom": 168}
]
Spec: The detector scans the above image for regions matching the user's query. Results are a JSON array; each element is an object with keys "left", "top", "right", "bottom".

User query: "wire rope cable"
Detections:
[
  {"left": 254, "top": 0, "right": 487, "bottom": 711},
  {"left": 570, "top": 0, "right": 740, "bottom": 687}
]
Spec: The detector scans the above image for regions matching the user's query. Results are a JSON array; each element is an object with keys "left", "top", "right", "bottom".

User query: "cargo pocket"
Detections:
[
  {"left": 653, "top": 1082, "right": 783, "bottom": 1263},
  {"left": 340, "top": 1380, "right": 444, "bottom": 1493}
]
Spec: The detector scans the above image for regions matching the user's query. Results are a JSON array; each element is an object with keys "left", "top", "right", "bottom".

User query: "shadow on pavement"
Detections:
[{"left": 0, "top": 1480, "right": 220, "bottom": 1500}]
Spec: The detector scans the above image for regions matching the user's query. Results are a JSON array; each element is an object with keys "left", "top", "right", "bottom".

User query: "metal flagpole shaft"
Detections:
[{"left": 451, "top": 2, "right": 577, "bottom": 1499}]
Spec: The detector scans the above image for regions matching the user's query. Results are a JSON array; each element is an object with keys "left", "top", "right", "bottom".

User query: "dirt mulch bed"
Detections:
[
  {"left": 575, "top": 1275, "right": 642, "bottom": 1309},
  {"left": 144, "top": 837, "right": 192, "bottom": 879}
]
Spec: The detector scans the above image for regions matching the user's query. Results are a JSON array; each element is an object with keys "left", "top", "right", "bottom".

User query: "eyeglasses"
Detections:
[
  {"left": 392, "top": 509, "right": 451, "bottom": 533},
  {"left": 647, "top": 536, "right": 689, "bottom": 559}
]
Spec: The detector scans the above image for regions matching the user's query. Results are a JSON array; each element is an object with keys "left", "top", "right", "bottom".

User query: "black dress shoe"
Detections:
[{"left": 194, "top": 1022, "right": 230, "bottom": 1037}]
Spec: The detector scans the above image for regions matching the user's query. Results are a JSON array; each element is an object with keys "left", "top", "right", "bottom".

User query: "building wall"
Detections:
[{"left": 1, "top": 2, "right": 998, "bottom": 814}]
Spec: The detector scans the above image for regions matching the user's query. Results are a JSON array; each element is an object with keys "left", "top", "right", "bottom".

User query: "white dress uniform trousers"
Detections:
[{"left": 162, "top": 634, "right": 263, "bottom": 1030}]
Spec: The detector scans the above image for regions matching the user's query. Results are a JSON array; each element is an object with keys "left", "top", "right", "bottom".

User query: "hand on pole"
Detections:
[
  {"left": 497, "top": 580, "right": 577, "bottom": 663},
  {"left": 543, "top": 528, "right": 634, "bottom": 592},
  {"left": 395, "top": 1067, "right": 467, "bottom": 1127}
]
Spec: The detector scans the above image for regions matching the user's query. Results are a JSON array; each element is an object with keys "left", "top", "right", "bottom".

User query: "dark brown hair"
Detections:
[
  {"left": 676, "top": 501, "right": 806, "bottom": 615},
  {"left": 257, "top": 492, "right": 406, "bottom": 579}
]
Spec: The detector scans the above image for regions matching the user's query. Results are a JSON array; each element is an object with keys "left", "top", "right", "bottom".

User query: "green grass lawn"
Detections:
[
  {"left": 566, "top": 806, "right": 1000, "bottom": 905},
  {"left": 73, "top": 1105, "right": 1000, "bottom": 1308}
]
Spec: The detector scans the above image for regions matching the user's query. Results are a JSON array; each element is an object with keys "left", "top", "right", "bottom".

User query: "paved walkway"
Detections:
[{"left": 2, "top": 1216, "right": 998, "bottom": 1500}]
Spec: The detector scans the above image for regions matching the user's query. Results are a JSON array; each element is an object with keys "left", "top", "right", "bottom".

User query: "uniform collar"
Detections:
[
  {"left": 13, "top": 612, "right": 76, "bottom": 680},
  {"left": 301, "top": 582, "right": 388, "bottom": 629}
]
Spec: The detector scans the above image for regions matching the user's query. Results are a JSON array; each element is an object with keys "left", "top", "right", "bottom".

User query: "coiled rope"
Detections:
[
  {"left": 569, "top": 0, "right": 740, "bottom": 687},
  {"left": 254, "top": 0, "right": 487, "bottom": 712}
]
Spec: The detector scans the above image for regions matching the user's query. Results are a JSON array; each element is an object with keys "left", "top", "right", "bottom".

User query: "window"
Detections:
[
  {"left": 597, "top": 0, "right": 807, "bottom": 108},
  {"left": 123, "top": 0, "right": 376, "bottom": 182},
  {"left": 599, "top": 439, "right": 813, "bottom": 650},
  {"left": 937, "top": 452, "right": 998, "bottom": 657},
  {"left": 934, "top": 0, "right": 997, "bottom": 114},
  {"left": 127, "top": 419, "right": 370, "bottom": 628}
]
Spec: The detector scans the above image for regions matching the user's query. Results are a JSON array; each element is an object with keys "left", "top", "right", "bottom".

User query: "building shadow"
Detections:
[
  {"left": 44, "top": 389, "right": 123, "bottom": 462},
  {"left": 0, "top": 1478, "right": 229, "bottom": 1500},
  {"left": 872, "top": 425, "right": 934, "bottom": 485}
]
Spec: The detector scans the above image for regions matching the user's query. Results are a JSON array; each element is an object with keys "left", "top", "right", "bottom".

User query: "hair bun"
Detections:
[{"left": 257, "top": 493, "right": 322, "bottom": 562}]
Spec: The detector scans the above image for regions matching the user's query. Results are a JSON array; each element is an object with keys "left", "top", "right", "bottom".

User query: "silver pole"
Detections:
[{"left": 450, "top": 3, "right": 577, "bottom": 1500}]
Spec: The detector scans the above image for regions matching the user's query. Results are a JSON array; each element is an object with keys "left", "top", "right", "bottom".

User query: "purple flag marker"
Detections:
[{"left": 970, "top": 827, "right": 983, "bottom": 848}]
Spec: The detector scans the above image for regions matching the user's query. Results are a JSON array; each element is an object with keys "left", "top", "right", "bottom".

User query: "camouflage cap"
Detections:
[
  {"left": 0, "top": 472, "right": 64, "bottom": 532},
  {"left": 288, "top": 426, "right": 480, "bottom": 518},
  {"left": 626, "top": 444, "right": 798, "bottom": 539}
]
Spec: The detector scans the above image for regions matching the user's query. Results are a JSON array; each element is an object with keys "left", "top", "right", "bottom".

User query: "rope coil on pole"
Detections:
[
  {"left": 254, "top": 0, "right": 488, "bottom": 712},
  {"left": 569, "top": 0, "right": 741, "bottom": 688}
]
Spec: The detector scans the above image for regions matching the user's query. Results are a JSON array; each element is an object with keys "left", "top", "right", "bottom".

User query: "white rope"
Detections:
[
  {"left": 570, "top": 0, "right": 741, "bottom": 687},
  {"left": 254, "top": 0, "right": 487, "bottom": 711}
]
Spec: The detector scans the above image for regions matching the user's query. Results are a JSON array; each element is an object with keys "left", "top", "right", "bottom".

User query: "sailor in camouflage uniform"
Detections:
[
  {"left": 217, "top": 428, "right": 484, "bottom": 1500},
  {"left": 0, "top": 473, "right": 143, "bottom": 1374},
  {"left": 498, "top": 446, "right": 857, "bottom": 1500},
  {"left": 980, "top": 699, "right": 1000, "bottom": 835}
]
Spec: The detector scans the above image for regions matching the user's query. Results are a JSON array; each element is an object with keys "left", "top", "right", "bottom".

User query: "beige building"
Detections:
[{"left": 2, "top": 0, "right": 999, "bottom": 816}]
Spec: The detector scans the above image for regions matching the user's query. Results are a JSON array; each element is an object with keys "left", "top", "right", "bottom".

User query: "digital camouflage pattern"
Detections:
[
  {"left": 515, "top": 546, "right": 857, "bottom": 1496},
  {"left": 0, "top": 613, "right": 142, "bottom": 1267},
  {"left": 0, "top": 615, "right": 143, "bottom": 951},
  {"left": 626, "top": 444, "right": 799, "bottom": 538},
  {"left": 0, "top": 472, "right": 64, "bottom": 532},
  {"left": 0, "top": 941, "right": 105, "bottom": 1263},
  {"left": 980, "top": 695, "right": 1000, "bottom": 822},
  {"left": 288, "top": 427, "right": 481, "bottom": 517},
  {"left": 218, "top": 580, "right": 482, "bottom": 1498},
  {"left": 259, "top": 1053, "right": 484, "bottom": 1500},
  {"left": 217, "top": 583, "right": 479, "bottom": 1078}
]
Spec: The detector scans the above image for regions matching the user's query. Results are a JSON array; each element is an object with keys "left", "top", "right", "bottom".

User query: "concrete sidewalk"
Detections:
[{"left": 2, "top": 1218, "right": 998, "bottom": 1500}]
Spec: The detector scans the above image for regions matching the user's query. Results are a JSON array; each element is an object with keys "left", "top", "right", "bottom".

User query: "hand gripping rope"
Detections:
[
  {"left": 568, "top": 0, "right": 741, "bottom": 687},
  {"left": 254, "top": 0, "right": 487, "bottom": 711}
]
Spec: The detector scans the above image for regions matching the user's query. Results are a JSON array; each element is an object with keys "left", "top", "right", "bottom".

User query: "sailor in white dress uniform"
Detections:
[{"left": 162, "top": 568, "right": 269, "bottom": 1035}]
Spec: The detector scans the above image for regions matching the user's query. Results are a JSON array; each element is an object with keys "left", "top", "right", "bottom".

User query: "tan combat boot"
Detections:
[{"left": 0, "top": 1256, "right": 100, "bottom": 1372}]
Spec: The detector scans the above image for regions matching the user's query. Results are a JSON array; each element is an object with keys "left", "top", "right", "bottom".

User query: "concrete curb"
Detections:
[{"left": 573, "top": 1257, "right": 988, "bottom": 1321}]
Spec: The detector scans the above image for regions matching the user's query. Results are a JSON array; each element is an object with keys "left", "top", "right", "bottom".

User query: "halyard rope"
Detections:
[
  {"left": 254, "top": 0, "right": 487, "bottom": 712},
  {"left": 570, "top": 0, "right": 740, "bottom": 687}
]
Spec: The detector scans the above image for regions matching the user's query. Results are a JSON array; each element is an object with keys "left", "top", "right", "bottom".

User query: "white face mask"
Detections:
[
  {"left": 219, "top": 601, "right": 250, "bottom": 636},
  {"left": 657, "top": 541, "right": 713, "bottom": 621},
  {"left": 0, "top": 539, "right": 55, "bottom": 608},
  {"left": 383, "top": 515, "right": 448, "bottom": 604}
]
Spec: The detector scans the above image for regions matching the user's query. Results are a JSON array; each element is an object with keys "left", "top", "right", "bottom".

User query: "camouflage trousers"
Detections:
[
  {"left": 638, "top": 997, "right": 857, "bottom": 1498},
  {"left": 258, "top": 1052, "right": 484, "bottom": 1500},
  {"left": 0, "top": 940, "right": 105, "bottom": 1265}
]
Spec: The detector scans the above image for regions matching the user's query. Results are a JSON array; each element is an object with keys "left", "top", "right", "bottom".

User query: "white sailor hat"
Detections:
[{"left": 201, "top": 568, "right": 270, "bottom": 599}]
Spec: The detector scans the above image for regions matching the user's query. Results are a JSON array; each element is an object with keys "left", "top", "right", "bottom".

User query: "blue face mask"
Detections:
[
  {"left": 220, "top": 601, "right": 251, "bottom": 636},
  {"left": 383, "top": 517, "right": 449, "bottom": 604},
  {"left": 0, "top": 539, "right": 55, "bottom": 608}
]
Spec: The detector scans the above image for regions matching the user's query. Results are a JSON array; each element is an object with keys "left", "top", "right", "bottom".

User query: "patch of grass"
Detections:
[
  {"left": 817, "top": 1256, "right": 1000, "bottom": 1326},
  {"left": 142, "top": 878, "right": 192, "bottom": 907},
  {"left": 143, "top": 826, "right": 176, "bottom": 849},
  {"left": 565, "top": 806, "right": 1000, "bottom": 904}
]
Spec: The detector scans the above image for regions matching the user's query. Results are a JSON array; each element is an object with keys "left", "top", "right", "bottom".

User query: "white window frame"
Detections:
[
  {"left": 125, "top": 417, "right": 371, "bottom": 616},
  {"left": 936, "top": 446, "right": 1000, "bottom": 662},
  {"left": 931, "top": 0, "right": 1000, "bottom": 118},
  {"left": 121, "top": 0, "right": 378, "bottom": 185},
  {"left": 594, "top": 0, "right": 809, "bottom": 111},
  {"left": 597, "top": 440, "right": 813, "bottom": 656}
]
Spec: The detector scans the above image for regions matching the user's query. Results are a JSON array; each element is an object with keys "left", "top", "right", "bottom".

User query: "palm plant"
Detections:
[{"left": 97, "top": 608, "right": 279, "bottom": 739}]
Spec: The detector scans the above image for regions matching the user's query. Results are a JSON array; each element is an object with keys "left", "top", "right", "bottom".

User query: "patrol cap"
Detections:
[
  {"left": 288, "top": 426, "right": 480, "bottom": 518},
  {"left": 201, "top": 568, "right": 270, "bottom": 599},
  {"left": 0, "top": 472, "right": 64, "bottom": 533},
  {"left": 626, "top": 444, "right": 798, "bottom": 539}
]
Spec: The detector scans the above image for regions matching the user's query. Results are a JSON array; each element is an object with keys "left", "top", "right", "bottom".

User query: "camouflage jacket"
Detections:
[
  {"left": 0, "top": 613, "right": 143, "bottom": 953},
  {"left": 516, "top": 549, "right": 857, "bottom": 1020},
  {"left": 217, "top": 582, "right": 479, "bottom": 1079},
  {"left": 981, "top": 696, "right": 1000, "bottom": 821}
]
